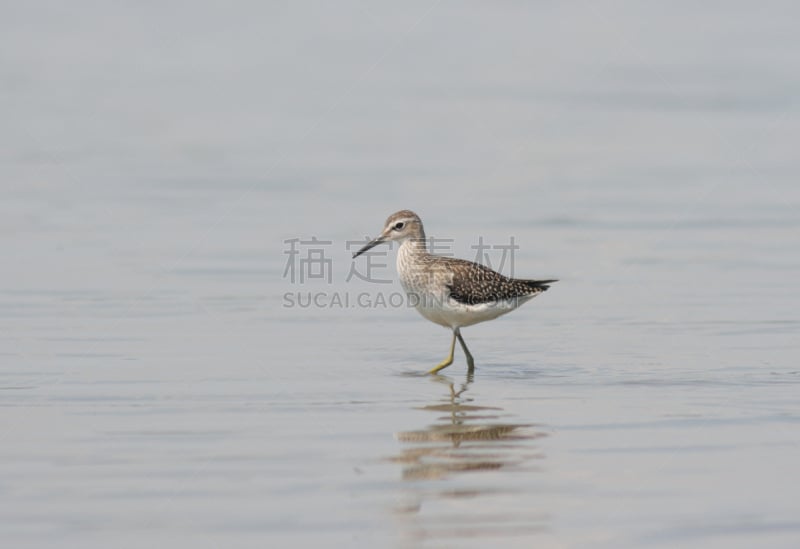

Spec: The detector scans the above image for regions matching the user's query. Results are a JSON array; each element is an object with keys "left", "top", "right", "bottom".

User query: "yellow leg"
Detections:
[{"left": 428, "top": 331, "right": 456, "bottom": 374}]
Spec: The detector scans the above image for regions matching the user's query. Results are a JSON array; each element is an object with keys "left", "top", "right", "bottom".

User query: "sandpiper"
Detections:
[{"left": 353, "top": 210, "right": 556, "bottom": 374}]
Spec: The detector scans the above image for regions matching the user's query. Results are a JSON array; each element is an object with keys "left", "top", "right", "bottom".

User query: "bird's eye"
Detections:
[{"left": 393, "top": 222, "right": 405, "bottom": 231}]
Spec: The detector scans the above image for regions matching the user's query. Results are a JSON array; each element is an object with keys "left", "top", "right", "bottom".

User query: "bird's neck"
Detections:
[
  {"left": 398, "top": 236, "right": 427, "bottom": 256},
  {"left": 397, "top": 237, "right": 428, "bottom": 277}
]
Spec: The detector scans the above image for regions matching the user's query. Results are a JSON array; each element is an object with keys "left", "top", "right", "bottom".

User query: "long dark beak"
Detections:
[{"left": 352, "top": 235, "right": 387, "bottom": 258}]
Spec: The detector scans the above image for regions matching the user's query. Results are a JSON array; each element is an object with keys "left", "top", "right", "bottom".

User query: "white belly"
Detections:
[{"left": 400, "top": 279, "right": 529, "bottom": 329}]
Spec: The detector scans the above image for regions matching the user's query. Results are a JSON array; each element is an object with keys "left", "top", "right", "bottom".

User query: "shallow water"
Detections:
[{"left": 2, "top": 2, "right": 800, "bottom": 548}]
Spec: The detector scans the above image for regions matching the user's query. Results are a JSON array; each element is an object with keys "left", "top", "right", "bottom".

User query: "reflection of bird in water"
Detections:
[
  {"left": 390, "top": 377, "right": 546, "bottom": 482},
  {"left": 353, "top": 210, "right": 557, "bottom": 374}
]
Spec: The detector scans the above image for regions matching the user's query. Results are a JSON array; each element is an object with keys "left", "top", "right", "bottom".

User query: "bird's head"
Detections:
[{"left": 352, "top": 210, "right": 423, "bottom": 258}]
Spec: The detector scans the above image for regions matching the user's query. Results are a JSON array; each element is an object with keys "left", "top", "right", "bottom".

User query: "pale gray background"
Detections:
[{"left": 2, "top": 2, "right": 799, "bottom": 548}]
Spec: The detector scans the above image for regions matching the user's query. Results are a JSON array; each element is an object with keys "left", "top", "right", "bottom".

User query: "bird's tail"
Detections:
[{"left": 522, "top": 279, "right": 558, "bottom": 291}]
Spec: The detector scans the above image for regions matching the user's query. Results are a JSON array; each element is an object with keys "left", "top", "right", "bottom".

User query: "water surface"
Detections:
[{"left": 2, "top": 2, "right": 799, "bottom": 548}]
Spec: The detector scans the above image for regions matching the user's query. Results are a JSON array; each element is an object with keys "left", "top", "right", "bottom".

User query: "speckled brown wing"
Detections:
[{"left": 441, "top": 258, "right": 556, "bottom": 305}]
